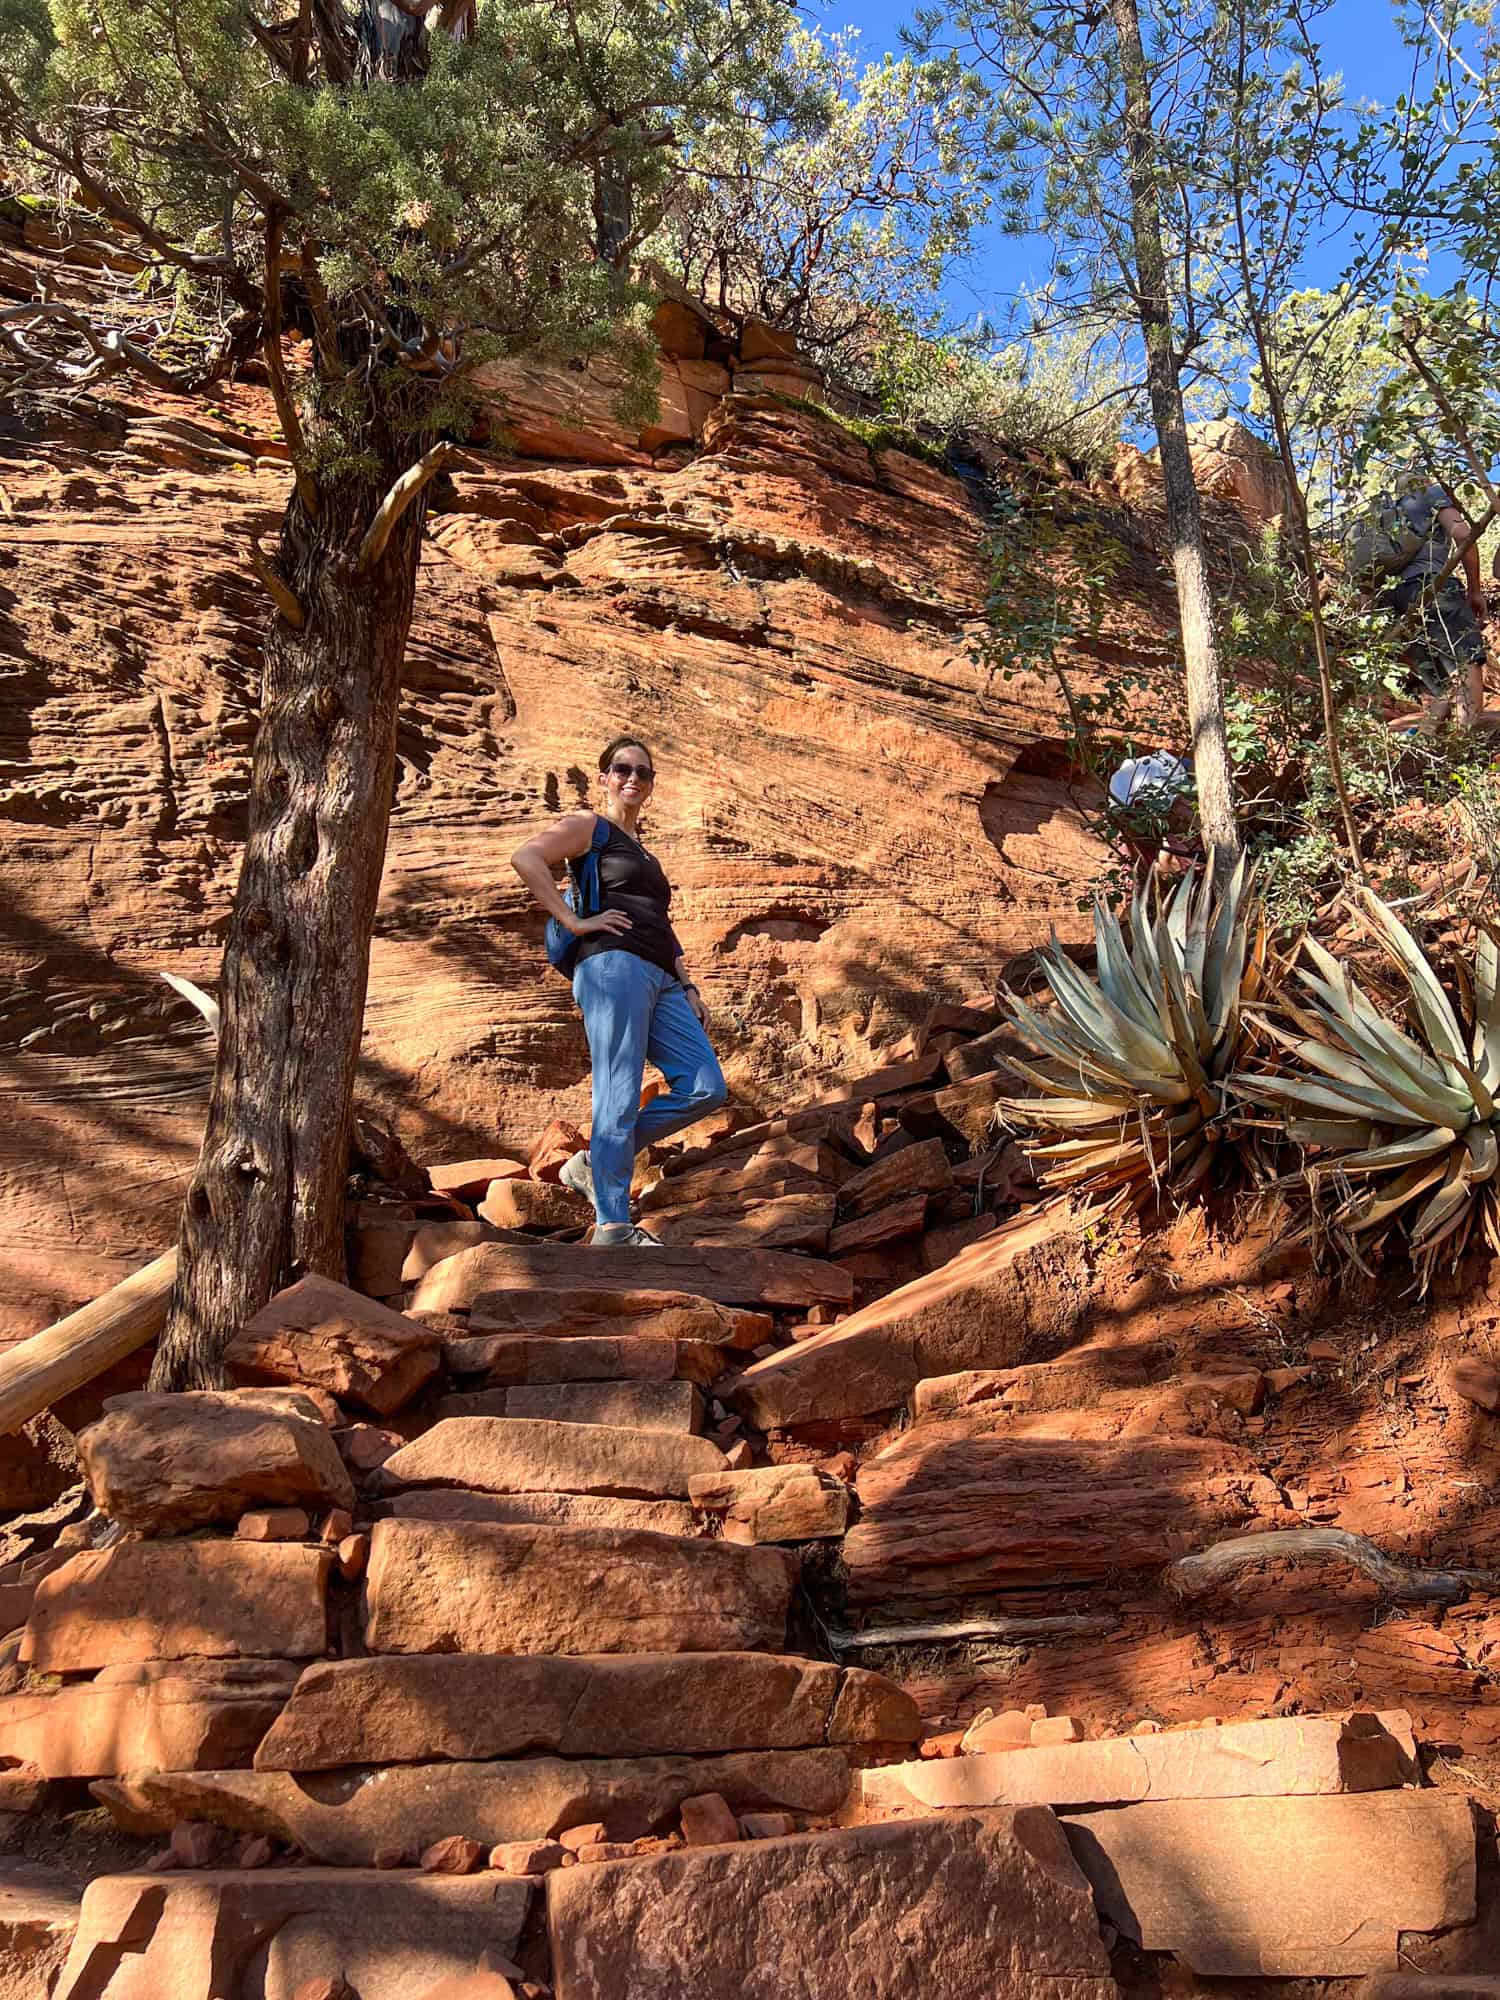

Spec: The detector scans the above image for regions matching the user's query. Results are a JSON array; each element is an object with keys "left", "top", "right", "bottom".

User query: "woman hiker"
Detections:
[{"left": 509, "top": 734, "right": 727, "bottom": 1247}]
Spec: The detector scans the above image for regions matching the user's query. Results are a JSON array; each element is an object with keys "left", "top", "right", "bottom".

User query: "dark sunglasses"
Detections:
[{"left": 609, "top": 761, "right": 654, "bottom": 782}]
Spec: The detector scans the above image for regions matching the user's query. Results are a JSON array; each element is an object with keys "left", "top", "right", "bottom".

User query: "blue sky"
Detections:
[{"left": 826, "top": 0, "right": 1430, "bottom": 331}]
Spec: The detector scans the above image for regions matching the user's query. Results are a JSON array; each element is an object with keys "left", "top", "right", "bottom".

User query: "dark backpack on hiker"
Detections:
[
  {"left": 1342, "top": 492, "right": 1429, "bottom": 582},
  {"left": 545, "top": 814, "right": 610, "bottom": 980}
]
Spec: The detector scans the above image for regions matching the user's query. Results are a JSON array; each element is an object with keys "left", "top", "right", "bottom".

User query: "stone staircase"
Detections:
[{"left": 1, "top": 1021, "right": 1498, "bottom": 1995}]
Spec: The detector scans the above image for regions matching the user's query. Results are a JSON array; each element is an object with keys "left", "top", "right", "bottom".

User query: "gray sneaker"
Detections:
[
  {"left": 559, "top": 1150, "right": 595, "bottom": 1206},
  {"left": 592, "top": 1223, "right": 665, "bottom": 1248}
]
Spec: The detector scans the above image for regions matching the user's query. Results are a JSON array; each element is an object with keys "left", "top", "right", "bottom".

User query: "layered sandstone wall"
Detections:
[{"left": 1, "top": 324, "right": 1206, "bottom": 1337}]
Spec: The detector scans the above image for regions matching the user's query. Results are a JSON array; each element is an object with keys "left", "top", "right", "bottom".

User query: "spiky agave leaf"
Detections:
[
  {"left": 997, "top": 863, "right": 1265, "bottom": 1210},
  {"left": 1230, "top": 886, "right": 1500, "bottom": 1290}
]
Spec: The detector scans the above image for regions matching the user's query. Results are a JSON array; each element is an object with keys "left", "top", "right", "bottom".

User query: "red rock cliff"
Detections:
[{"left": 1, "top": 345, "right": 1201, "bottom": 1337}]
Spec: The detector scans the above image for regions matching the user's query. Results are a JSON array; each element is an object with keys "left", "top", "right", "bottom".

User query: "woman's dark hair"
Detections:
[{"left": 598, "top": 734, "right": 655, "bottom": 777}]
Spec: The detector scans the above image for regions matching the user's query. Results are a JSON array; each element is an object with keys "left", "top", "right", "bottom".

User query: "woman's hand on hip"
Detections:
[{"left": 571, "top": 910, "right": 633, "bottom": 939}]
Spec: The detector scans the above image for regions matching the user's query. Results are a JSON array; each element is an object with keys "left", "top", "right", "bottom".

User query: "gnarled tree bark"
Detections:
[{"left": 150, "top": 410, "right": 431, "bottom": 1391}]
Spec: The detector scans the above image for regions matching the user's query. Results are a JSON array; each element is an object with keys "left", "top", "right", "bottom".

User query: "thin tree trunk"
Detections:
[
  {"left": 151, "top": 423, "right": 429, "bottom": 1391},
  {"left": 1107, "top": 0, "right": 1241, "bottom": 880}
]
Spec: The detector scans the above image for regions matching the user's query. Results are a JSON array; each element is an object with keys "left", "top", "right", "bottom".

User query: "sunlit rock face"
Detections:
[{"left": 2, "top": 323, "right": 1233, "bottom": 1337}]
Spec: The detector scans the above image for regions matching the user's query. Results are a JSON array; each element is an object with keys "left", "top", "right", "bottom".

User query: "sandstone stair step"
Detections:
[
  {"left": 544, "top": 1806, "right": 1114, "bottom": 2000},
  {"left": 0, "top": 1659, "right": 299, "bottom": 1779},
  {"left": 23, "top": 1540, "right": 332, "bottom": 1673},
  {"left": 378, "top": 1417, "right": 726, "bottom": 1499},
  {"left": 861, "top": 1710, "right": 1418, "bottom": 1814},
  {"left": 442, "top": 1331, "right": 700, "bottom": 1385},
  {"left": 449, "top": 1290, "right": 770, "bottom": 1352},
  {"left": 384, "top": 1488, "right": 701, "bottom": 1537},
  {"left": 646, "top": 1191, "right": 836, "bottom": 1253},
  {"left": 54, "top": 1866, "right": 532, "bottom": 2000},
  {"left": 1061, "top": 1790, "right": 1476, "bottom": 1978},
  {"left": 363, "top": 1517, "right": 796, "bottom": 1655},
  {"left": 93, "top": 1747, "right": 851, "bottom": 1866},
  {"left": 253, "top": 1651, "right": 918, "bottom": 1771},
  {"left": 434, "top": 1381, "right": 704, "bottom": 1434},
  {"left": 410, "top": 1242, "right": 852, "bottom": 1315},
  {"left": 914, "top": 1339, "right": 1173, "bottom": 1420}
]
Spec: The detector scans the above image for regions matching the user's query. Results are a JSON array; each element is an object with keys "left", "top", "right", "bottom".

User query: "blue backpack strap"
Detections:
[{"left": 574, "top": 812, "right": 610, "bottom": 916}]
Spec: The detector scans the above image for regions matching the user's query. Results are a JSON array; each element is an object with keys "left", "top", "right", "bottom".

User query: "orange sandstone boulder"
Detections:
[
  {"left": 76, "top": 1390, "right": 353, "bottom": 1534},
  {"left": 545, "top": 1807, "right": 1115, "bottom": 2000},
  {"left": 231, "top": 1277, "right": 441, "bottom": 1416},
  {"left": 362, "top": 1518, "right": 795, "bottom": 1656},
  {"left": 377, "top": 1418, "right": 726, "bottom": 1500},
  {"left": 25, "top": 1541, "right": 331, "bottom": 1671},
  {"left": 0, "top": 1660, "right": 298, "bottom": 1779},
  {"left": 254, "top": 1653, "right": 912, "bottom": 1772}
]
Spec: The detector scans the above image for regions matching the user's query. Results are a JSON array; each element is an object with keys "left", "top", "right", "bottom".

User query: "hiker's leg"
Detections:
[
  {"left": 634, "top": 981, "right": 727, "bottom": 1152},
  {"left": 573, "top": 952, "right": 661, "bottom": 1227}
]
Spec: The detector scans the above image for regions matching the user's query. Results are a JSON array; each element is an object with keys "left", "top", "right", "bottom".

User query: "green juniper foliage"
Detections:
[{"left": 0, "top": 0, "right": 798, "bottom": 461}]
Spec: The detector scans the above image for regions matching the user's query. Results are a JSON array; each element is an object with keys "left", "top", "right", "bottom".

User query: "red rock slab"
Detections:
[
  {"left": 546, "top": 1806, "right": 1114, "bottom": 2000},
  {"left": 689, "top": 1466, "right": 850, "bottom": 1544},
  {"left": 646, "top": 1192, "right": 836, "bottom": 1254},
  {"left": 456, "top": 1290, "right": 769, "bottom": 1352},
  {"left": 231, "top": 1276, "right": 441, "bottom": 1416},
  {"left": 728, "top": 1205, "right": 1089, "bottom": 1428},
  {"left": 378, "top": 1418, "right": 726, "bottom": 1499},
  {"left": 429, "top": 1157, "right": 529, "bottom": 1200},
  {"left": 384, "top": 1488, "right": 699, "bottom": 1538},
  {"left": 363, "top": 1518, "right": 795, "bottom": 1656},
  {"left": 24, "top": 1541, "right": 331, "bottom": 1671},
  {"left": 92, "top": 1749, "right": 851, "bottom": 1867},
  {"left": 0, "top": 1660, "right": 298, "bottom": 1779},
  {"left": 660, "top": 1112, "right": 862, "bottom": 1182},
  {"left": 401, "top": 1221, "right": 501, "bottom": 1284},
  {"left": 827, "top": 1193, "right": 931, "bottom": 1258},
  {"left": 837, "top": 1138, "right": 953, "bottom": 1218},
  {"left": 1061, "top": 1792, "right": 1475, "bottom": 1977},
  {"left": 77, "top": 1390, "right": 355, "bottom": 1535},
  {"left": 254, "top": 1653, "right": 908, "bottom": 1771},
  {"left": 477, "top": 1181, "right": 589, "bottom": 1232},
  {"left": 638, "top": 1143, "right": 851, "bottom": 1212},
  {"left": 408, "top": 1243, "right": 851, "bottom": 1314},
  {"left": 0, "top": 1859, "right": 82, "bottom": 1965},
  {"left": 862, "top": 1711, "right": 1416, "bottom": 1814},
  {"left": 914, "top": 1340, "right": 1171, "bottom": 1420},
  {"left": 499, "top": 1382, "right": 702, "bottom": 1433},
  {"left": 898, "top": 1072, "right": 1009, "bottom": 1146},
  {"left": 52, "top": 1868, "right": 531, "bottom": 2000},
  {"left": 440, "top": 1334, "right": 680, "bottom": 1386},
  {"left": 844, "top": 1434, "right": 1286, "bottom": 1602}
]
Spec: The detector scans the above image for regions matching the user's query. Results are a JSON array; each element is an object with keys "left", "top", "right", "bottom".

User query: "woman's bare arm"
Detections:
[{"left": 509, "top": 813, "right": 631, "bottom": 938}]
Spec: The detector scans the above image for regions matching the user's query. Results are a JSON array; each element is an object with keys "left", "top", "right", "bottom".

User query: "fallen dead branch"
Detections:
[
  {"left": 0, "top": 1248, "right": 177, "bottom": 1437},
  {"left": 826, "top": 1613, "right": 1118, "bottom": 1651},
  {"left": 1166, "top": 1527, "right": 1500, "bottom": 1605}
]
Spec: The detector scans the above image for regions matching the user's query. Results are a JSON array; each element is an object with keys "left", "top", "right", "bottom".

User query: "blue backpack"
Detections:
[{"left": 545, "top": 814, "right": 610, "bottom": 980}]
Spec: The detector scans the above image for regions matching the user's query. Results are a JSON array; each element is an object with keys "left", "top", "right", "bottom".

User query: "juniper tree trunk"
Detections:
[
  {"left": 150, "top": 427, "right": 429, "bottom": 1391},
  {"left": 1107, "top": 0, "right": 1242, "bottom": 879}
]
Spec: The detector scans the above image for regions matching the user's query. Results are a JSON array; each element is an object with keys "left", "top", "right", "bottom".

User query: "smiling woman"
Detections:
[{"left": 509, "top": 735, "right": 728, "bottom": 1246}]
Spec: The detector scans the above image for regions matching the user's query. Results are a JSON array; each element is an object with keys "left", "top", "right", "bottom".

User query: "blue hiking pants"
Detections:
[{"left": 572, "top": 951, "right": 727, "bottom": 1225}]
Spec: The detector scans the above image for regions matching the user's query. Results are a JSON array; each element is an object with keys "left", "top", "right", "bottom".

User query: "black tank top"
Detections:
[{"left": 572, "top": 817, "right": 683, "bottom": 980}]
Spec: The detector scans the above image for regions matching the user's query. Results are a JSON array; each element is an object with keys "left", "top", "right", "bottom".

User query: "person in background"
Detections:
[
  {"left": 1107, "top": 751, "right": 1199, "bottom": 870},
  {"left": 1386, "top": 480, "right": 1489, "bottom": 727},
  {"left": 509, "top": 735, "right": 726, "bottom": 1247}
]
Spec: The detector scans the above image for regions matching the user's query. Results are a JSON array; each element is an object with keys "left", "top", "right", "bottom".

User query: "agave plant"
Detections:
[
  {"left": 1232, "top": 889, "right": 1500, "bottom": 1288},
  {"left": 997, "top": 862, "right": 1266, "bottom": 1207}
]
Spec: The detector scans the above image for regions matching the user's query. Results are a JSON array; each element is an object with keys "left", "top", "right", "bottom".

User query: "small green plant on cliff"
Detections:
[
  {"left": 997, "top": 862, "right": 1266, "bottom": 1208},
  {"left": 1233, "top": 889, "right": 1500, "bottom": 1290}
]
